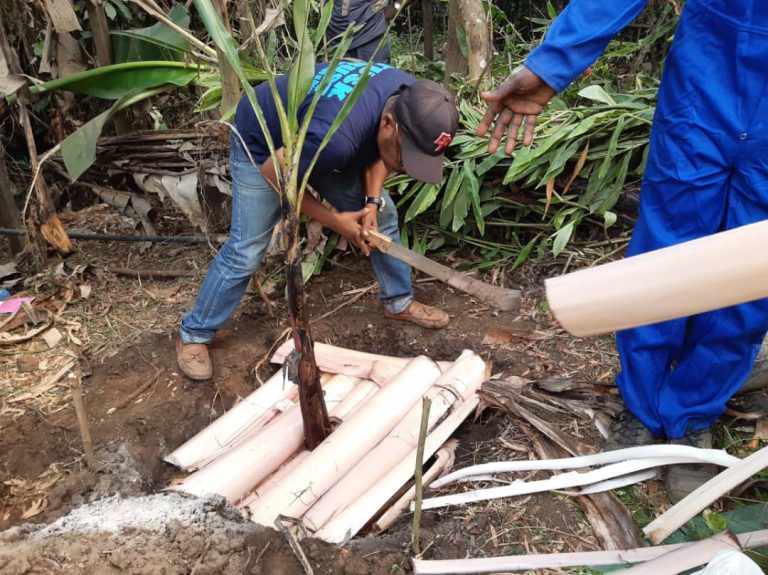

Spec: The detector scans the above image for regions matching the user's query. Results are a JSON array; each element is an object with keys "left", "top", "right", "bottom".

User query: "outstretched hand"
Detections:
[
  {"left": 477, "top": 66, "right": 556, "bottom": 153},
  {"left": 335, "top": 208, "right": 372, "bottom": 256}
]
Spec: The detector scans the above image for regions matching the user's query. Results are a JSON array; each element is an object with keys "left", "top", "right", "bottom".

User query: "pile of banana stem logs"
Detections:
[{"left": 165, "top": 342, "right": 488, "bottom": 544}]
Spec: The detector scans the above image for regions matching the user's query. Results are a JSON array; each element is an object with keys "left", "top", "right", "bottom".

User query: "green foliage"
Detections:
[
  {"left": 111, "top": 3, "right": 190, "bottom": 63},
  {"left": 34, "top": 61, "right": 203, "bottom": 99},
  {"left": 60, "top": 88, "right": 163, "bottom": 180},
  {"left": 393, "top": 78, "right": 656, "bottom": 267}
]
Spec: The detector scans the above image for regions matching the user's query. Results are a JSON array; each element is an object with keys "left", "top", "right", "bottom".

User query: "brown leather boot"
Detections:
[
  {"left": 176, "top": 339, "right": 213, "bottom": 381},
  {"left": 384, "top": 301, "right": 449, "bottom": 329}
]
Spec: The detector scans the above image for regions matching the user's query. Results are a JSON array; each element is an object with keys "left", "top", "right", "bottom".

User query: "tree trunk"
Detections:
[
  {"left": 85, "top": 0, "right": 112, "bottom": 67},
  {"left": 422, "top": 0, "right": 433, "bottom": 61},
  {"left": 0, "top": 141, "right": 27, "bottom": 254},
  {"left": 85, "top": 0, "right": 131, "bottom": 134},
  {"left": 444, "top": 0, "right": 490, "bottom": 88},
  {"left": 280, "top": 193, "right": 331, "bottom": 450}
]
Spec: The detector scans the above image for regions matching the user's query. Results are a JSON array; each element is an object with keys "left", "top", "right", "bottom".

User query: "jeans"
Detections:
[{"left": 180, "top": 135, "right": 413, "bottom": 344}]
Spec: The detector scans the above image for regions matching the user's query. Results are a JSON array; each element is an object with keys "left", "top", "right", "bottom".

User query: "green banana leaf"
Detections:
[
  {"left": 60, "top": 88, "right": 165, "bottom": 181},
  {"left": 34, "top": 61, "right": 204, "bottom": 100},
  {"left": 111, "top": 3, "right": 190, "bottom": 63}
]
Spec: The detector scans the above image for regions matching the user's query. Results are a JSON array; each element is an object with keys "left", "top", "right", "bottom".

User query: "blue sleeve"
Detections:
[{"left": 525, "top": 0, "right": 649, "bottom": 92}]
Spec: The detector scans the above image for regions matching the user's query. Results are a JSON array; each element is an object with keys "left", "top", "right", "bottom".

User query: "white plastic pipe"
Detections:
[
  {"left": 545, "top": 220, "right": 768, "bottom": 337},
  {"left": 246, "top": 356, "right": 443, "bottom": 526}
]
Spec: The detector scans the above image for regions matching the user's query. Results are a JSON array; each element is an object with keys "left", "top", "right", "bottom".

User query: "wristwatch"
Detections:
[{"left": 366, "top": 196, "right": 385, "bottom": 212}]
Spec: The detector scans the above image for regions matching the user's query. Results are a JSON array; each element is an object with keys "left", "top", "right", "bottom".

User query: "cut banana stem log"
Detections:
[
  {"left": 238, "top": 450, "right": 310, "bottom": 509},
  {"left": 303, "top": 351, "right": 485, "bottom": 532},
  {"left": 271, "top": 340, "right": 453, "bottom": 379},
  {"left": 246, "top": 356, "right": 443, "bottom": 526},
  {"left": 313, "top": 396, "right": 480, "bottom": 544},
  {"left": 167, "top": 374, "right": 359, "bottom": 502},
  {"left": 164, "top": 369, "right": 297, "bottom": 470},
  {"left": 374, "top": 440, "right": 458, "bottom": 533},
  {"left": 238, "top": 380, "right": 381, "bottom": 509},
  {"left": 546, "top": 219, "right": 768, "bottom": 337},
  {"left": 330, "top": 379, "right": 382, "bottom": 421}
]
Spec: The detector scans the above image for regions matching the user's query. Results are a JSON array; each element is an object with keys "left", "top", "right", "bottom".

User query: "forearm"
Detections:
[
  {"left": 301, "top": 192, "right": 340, "bottom": 232},
  {"left": 364, "top": 159, "right": 389, "bottom": 198},
  {"left": 525, "top": 0, "right": 649, "bottom": 92}
]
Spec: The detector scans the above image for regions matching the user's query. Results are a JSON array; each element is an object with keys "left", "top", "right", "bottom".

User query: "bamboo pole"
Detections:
[
  {"left": 168, "top": 374, "right": 359, "bottom": 502},
  {"left": 313, "top": 396, "right": 480, "bottom": 544},
  {"left": 302, "top": 352, "right": 486, "bottom": 532},
  {"left": 411, "top": 396, "right": 431, "bottom": 556},
  {"left": 545, "top": 220, "right": 768, "bottom": 336},
  {"left": 164, "top": 369, "right": 298, "bottom": 470},
  {"left": 246, "top": 357, "right": 443, "bottom": 526}
]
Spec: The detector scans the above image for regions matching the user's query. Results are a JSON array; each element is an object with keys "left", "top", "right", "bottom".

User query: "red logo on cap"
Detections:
[{"left": 434, "top": 132, "right": 452, "bottom": 153}]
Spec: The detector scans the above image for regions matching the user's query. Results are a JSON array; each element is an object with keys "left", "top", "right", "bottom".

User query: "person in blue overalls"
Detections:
[
  {"left": 177, "top": 61, "right": 458, "bottom": 383},
  {"left": 477, "top": 0, "right": 768, "bottom": 502}
]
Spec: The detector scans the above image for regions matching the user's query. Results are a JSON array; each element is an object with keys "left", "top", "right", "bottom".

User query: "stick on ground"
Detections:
[
  {"left": 71, "top": 366, "right": 96, "bottom": 469},
  {"left": 411, "top": 396, "right": 432, "bottom": 556}
]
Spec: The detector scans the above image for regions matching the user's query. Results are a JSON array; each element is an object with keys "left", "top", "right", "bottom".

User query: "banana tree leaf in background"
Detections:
[
  {"left": 60, "top": 87, "right": 166, "bottom": 181},
  {"left": 111, "top": 3, "right": 190, "bottom": 62},
  {"left": 196, "top": 63, "right": 269, "bottom": 113},
  {"left": 33, "top": 61, "right": 203, "bottom": 99}
]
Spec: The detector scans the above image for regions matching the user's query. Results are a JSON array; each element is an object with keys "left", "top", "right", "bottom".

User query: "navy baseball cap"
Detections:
[{"left": 394, "top": 80, "right": 459, "bottom": 184}]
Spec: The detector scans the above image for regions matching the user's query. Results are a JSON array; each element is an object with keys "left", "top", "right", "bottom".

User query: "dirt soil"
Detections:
[{"left": 0, "top": 213, "right": 632, "bottom": 575}]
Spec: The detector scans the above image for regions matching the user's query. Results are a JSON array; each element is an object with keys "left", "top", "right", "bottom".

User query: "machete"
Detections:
[{"left": 366, "top": 230, "right": 521, "bottom": 312}]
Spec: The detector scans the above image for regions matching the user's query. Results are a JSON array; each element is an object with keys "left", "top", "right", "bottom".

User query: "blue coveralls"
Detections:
[{"left": 526, "top": 0, "right": 768, "bottom": 439}]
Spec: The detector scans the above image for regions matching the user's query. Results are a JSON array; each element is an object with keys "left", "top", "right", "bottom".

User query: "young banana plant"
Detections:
[{"left": 193, "top": 0, "right": 398, "bottom": 448}]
